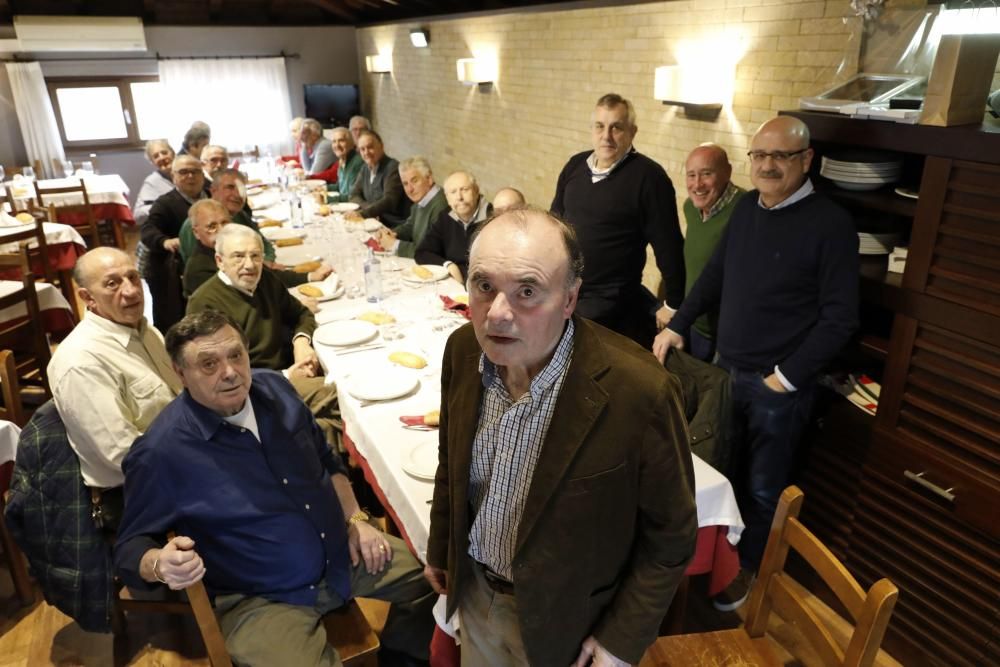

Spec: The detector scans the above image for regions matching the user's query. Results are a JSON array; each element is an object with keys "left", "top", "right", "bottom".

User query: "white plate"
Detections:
[
  {"left": 894, "top": 187, "right": 919, "bottom": 200},
  {"left": 363, "top": 218, "right": 382, "bottom": 233},
  {"left": 402, "top": 442, "right": 438, "bottom": 481},
  {"left": 401, "top": 264, "right": 450, "bottom": 283},
  {"left": 260, "top": 227, "right": 306, "bottom": 241},
  {"left": 249, "top": 192, "right": 280, "bottom": 210},
  {"left": 330, "top": 202, "right": 360, "bottom": 213},
  {"left": 254, "top": 207, "right": 289, "bottom": 223},
  {"left": 831, "top": 181, "right": 884, "bottom": 192},
  {"left": 314, "top": 320, "right": 378, "bottom": 346},
  {"left": 298, "top": 281, "right": 345, "bottom": 302},
  {"left": 347, "top": 368, "right": 420, "bottom": 402},
  {"left": 303, "top": 179, "right": 327, "bottom": 189}
]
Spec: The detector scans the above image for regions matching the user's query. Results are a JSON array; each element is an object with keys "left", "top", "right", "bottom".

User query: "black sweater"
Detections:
[
  {"left": 669, "top": 191, "right": 859, "bottom": 388},
  {"left": 551, "top": 150, "right": 685, "bottom": 316}
]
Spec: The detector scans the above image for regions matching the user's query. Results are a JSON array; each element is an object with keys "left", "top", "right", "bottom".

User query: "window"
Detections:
[{"left": 46, "top": 76, "right": 168, "bottom": 151}]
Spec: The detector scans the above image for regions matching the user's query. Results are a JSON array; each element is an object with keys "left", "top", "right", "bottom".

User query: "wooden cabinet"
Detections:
[{"left": 781, "top": 111, "right": 999, "bottom": 667}]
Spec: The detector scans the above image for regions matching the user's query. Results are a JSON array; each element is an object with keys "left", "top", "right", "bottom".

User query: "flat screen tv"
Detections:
[{"left": 303, "top": 84, "right": 360, "bottom": 128}]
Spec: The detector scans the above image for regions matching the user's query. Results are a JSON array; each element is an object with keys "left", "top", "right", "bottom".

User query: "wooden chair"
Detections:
[
  {"left": 3, "top": 160, "right": 44, "bottom": 179},
  {"left": 34, "top": 178, "right": 124, "bottom": 250},
  {"left": 0, "top": 349, "right": 28, "bottom": 427},
  {"left": 230, "top": 145, "right": 261, "bottom": 161},
  {"left": 641, "top": 486, "right": 899, "bottom": 667},
  {"left": 1, "top": 455, "right": 35, "bottom": 606},
  {"left": 0, "top": 248, "right": 53, "bottom": 398}
]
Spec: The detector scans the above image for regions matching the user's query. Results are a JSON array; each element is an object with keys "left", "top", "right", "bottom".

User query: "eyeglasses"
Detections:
[
  {"left": 175, "top": 168, "right": 201, "bottom": 177},
  {"left": 747, "top": 149, "right": 808, "bottom": 163}
]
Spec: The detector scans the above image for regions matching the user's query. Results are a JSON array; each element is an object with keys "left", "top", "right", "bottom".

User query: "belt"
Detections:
[{"left": 478, "top": 563, "right": 514, "bottom": 596}]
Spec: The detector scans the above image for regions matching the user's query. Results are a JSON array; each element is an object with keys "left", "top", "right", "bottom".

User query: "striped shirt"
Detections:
[{"left": 467, "top": 320, "right": 575, "bottom": 582}]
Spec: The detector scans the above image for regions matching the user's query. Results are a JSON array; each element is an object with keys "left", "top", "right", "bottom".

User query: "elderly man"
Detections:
[
  {"left": 142, "top": 154, "right": 208, "bottom": 332},
  {"left": 660, "top": 144, "right": 747, "bottom": 361},
  {"left": 349, "top": 115, "right": 371, "bottom": 143},
  {"left": 347, "top": 130, "right": 409, "bottom": 226},
  {"left": 552, "top": 93, "right": 685, "bottom": 348},
  {"left": 331, "top": 126, "right": 363, "bottom": 201},
  {"left": 178, "top": 121, "right": 210, "bottom": 159},
  {"left": 374, "top": 156, "right": 449, "bottom": 259},
  {"left": 133, "top": 139, "right": 175, "bottom": 226},
  {"left": 47, "top": 248, "right": 181, "bottom": 525},
  {"left": 114, "top": 310, "right": 435, "bottom": 666},
  {"left": 413, "top": 171, "right": 491, "bottom": 283},
  {"left": 491, "top": 187, "right": 525, "bottom": 212},
  {"left": 178, "top": 168, "right": 273, "bottom": 264},
  {"left": 654, "top": 116, "right": 859, "bottom": 609},
  {"left": 426, "top": 207, "right": 696, "bottom": 666},
  {"left": 200, "top": 145, "right": 229, "bottom": 182},
  {"left": 281, "top": 117, "right": 304, "bottom": 163},
  {"left": 299, "top": 118, "right": 337, "bottom": 181}
]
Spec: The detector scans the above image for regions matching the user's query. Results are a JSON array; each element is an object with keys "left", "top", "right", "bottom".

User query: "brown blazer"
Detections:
[{"left": 427, "top": 316, "right": 698, "bottom": 665}]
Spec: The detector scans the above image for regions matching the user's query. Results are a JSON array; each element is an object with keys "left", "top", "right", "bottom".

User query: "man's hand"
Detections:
[
  {"left": 446, "top": 263, "right": 463, "bottom": 285},
  {"left": 375, "top": 228, "right": 397, "bottom": 250},
  {"left": 307, "top": 263, "right": 334, "bottom": 282},
  {"left": 145, "top": 536, "right": 204, "bottom": 590},
  {"left": 292, "top": 338, "right": 319, "bottom": 367},
  {"left": 651, "top": 328, "right": 684, "bottom": 363},
  {"left": 572, "top": 636, "right": 631, "bottom": 667},
  {"left": 423, "top": 564, "right": 448, "bottom": 595},
  {"left": 163, "top": 237, "right": 180, "bottom": 253},
  {"left": 763, "top": 373, "right": 788, "bottom": 393},
  {"left": 287, "top": 357, "right": 318, "bottom": 378},
  {"left": 347, "top": 521, "right": 392, "bottom": 575},
  {"left": 655, "top": 306, "right": 674, "bottom": 330}
]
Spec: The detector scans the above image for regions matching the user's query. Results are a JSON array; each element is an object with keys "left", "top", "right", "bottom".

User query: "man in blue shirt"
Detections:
[{"left": 114, "top": 311, "right": 434, "bottom": 665}]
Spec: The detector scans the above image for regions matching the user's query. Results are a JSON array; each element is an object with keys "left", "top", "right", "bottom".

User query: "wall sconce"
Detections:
[
  {"left": 654, "top": 65, "right": 722, "bottom": 119},
  {"left": 366, "top": 54, "right": 392, "bottom": 74},
  {"left": 456, "top": 57, "right": 497, "bottom": 86},
  {"left": 410, "top": 28, "right": 429, "bottom": 48}
]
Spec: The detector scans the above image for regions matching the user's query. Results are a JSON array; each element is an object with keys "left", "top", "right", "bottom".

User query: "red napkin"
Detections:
[
  {"left": 439, "top": 295, "right": 471, "bottom": 320},
  {"left": 364, "top": 237, "right": 385, "bottom": 252},
  {"left": 400, "top": 415, "right": 430, "bottom": 426}
]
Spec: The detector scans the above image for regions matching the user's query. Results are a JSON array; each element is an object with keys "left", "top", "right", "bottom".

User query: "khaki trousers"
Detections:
[
  {"left": 289, "top": 375, "right": 345, "bottom": 452},
  {"left": 459, "top": 562, "right": 529, "bottom": 667},
  {"left": 214, "top": 535, "right": 435, "bottom": 666}
]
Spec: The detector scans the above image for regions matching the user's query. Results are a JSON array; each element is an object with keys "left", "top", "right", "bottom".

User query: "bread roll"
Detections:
[
  {"left": 274, "top": 237, "right": 303, "bottom": 247},
  {"left": 356, "top": 311, "right": 396, "bottom": 325},
  {"left": 412, "top": 265, "right": 434, "bottom": 280},
  {"left": 14, "top": 212, "right": 34, "bottom": 224},
  {"left": 293, "top": 261, "right": 321, "bottom": 274},
  {"left": 258, "top": 219, "right": 282, "bottom": 228},
  {"left": 423, "top": 410, "right": 440, "bottom": 426},
  {"left": 389, "top": 351, "right": 427, "bottom": 369},
  {"left": 298, "top": 284, "right": 324, "bottom": 297}
]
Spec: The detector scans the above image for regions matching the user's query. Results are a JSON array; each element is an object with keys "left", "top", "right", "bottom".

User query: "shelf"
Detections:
[
  {"left": 859, "top": 334, "right": 889, "bottom": 362},
  {"left": 859, "top": 255, "right": 904, "bottom": 311},
  {"left": 818, "top": 183, "right": 918, "bottom": 219}
]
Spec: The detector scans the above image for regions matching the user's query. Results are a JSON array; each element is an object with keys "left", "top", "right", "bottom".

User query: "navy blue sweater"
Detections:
[{"left": 669, "top": 190, "right": 859, "bottom": 388}]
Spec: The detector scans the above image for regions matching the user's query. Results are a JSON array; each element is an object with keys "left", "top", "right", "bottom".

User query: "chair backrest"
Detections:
[
  {"left": 0, "top": 349, "right": 28, "bottom": 427},
  {"left": 34, "top": 178, "right": 100, "bottom": 248},
  {"left": 4, "top": 160, "right": 44, "bottom": 179},
  {"left": 743, "top": 486, "right": 899, "bottom": 667},
  {"left": 229, "top": 145, "right": 261, "bottom": 161},
  {"left": 0, "top": 248, "right": 52, "bottom": 396},
  {"left": 0, "top": 213, "right": 53, "bottom": 284}
]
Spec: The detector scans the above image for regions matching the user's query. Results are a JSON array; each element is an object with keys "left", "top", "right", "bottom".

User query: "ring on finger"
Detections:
[{"left": 378, "top": 544, "right": 386, "bottom": 552}]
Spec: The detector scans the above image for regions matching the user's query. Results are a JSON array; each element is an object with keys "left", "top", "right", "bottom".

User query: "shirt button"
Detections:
[
  {"left": 240, "top": 428, "right": 246, "bottom": 433},
  {"left": 320, "top": 532, "right": 326, "bottom": 538},
  {"left": 305, "top": 503, "right": 311, "bottom": 510},
  {"left": 282, "top": 478, "right": 288, "bottom": 485},
  {"left": 310, "top": 585, "right": 315, "bottom": 590}
]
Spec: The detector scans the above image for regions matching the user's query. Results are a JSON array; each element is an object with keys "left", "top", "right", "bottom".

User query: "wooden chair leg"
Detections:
[{"left": 0, "top": 510, "right": 34, "bottom": 606}]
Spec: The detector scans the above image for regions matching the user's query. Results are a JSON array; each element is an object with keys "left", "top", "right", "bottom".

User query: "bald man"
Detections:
[
  {"left": 656, "top": 144, "right": 746, "bottom": 361},
  {"left": 654, "top": 116, "right": 859, "bottom": 609},
  {"left": 414, "top": 171, "right": 492, "bottom": 282},
  {"left": 491, "top": 186, "right": 525, "bottom": 212},
  {"left": 47, "top": 249, "right": 182, "bottom": 523}
]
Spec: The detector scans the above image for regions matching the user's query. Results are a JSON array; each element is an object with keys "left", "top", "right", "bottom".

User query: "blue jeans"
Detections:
[{"left": 720, "top": 360, "right": 815, "bottom": 571}]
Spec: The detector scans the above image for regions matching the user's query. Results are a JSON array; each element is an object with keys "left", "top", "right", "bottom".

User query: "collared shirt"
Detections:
[
  {"left": 758, "top": 178, "right": 814, "bottom": 211},
  {"left": 586, "top": 146, "right": 636, "bottom": 183},
  {"left": 417, "top": 184, "right": 441, "bottom": 208},
  {"left": 47, "top": 312, "right": 181, "bottom": 488},
  {"left": 468, "top": 320, "right": 576, "bottom": 581},
  {"left": 447, "top": 195, "right": 490, "bottom": 229},
  {"left": 223, "top": 397, "right": 260, "bottom": 442},
  {"left": 700, "top": 181, "right": 742, "bottom": 221},
  {"left": 114, "top": 370, "right": 353, "bottom": 604},
  {"left": 369, "top": 161, "right": 380, "bottom": 184},
  {"left": 215, "top": 270, "right": 311, "bottom": 350}
]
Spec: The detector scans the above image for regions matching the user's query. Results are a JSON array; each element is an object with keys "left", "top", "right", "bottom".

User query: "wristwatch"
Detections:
[{"left": 346, "top": 510, "right": 370, "bottom": 527}]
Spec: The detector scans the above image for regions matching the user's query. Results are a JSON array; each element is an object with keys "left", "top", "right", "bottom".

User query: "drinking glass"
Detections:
[
  {"left": 60, "top": 160, "right": 74, "bottom": 178},
  {"left": 0, "top": 166, "right": 6, "bottom": 184},
  {"left": 21, "top": 166, "right": 35, "bottom": 181},
  {"left": 80, "top": 161, "right": 94, "bottom": 176}
]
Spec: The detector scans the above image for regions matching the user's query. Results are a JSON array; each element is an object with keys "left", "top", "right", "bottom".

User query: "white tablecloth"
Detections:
[
  {"left": 5, "top": 174, "right": 131, "bottom": 208},
  {"left": 0, "top": 280, "right": 72, "bottom": 323},
  {"left": 0, "top": 221, "right": 87, "bottom": 253},
  {"left": 276, "top": 215, "right": 744, "bottom": 563},
  {"left": 0, "top": 419, "right": 20, "bottom": 464}
]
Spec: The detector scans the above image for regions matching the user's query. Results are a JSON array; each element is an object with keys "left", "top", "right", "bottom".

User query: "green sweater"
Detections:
[
  {"left": 182, "top": 243, "right": 307, "bottom": 297},
  {"left": 393, "top": 187, "right": 449, "bottom": 258},
  {"left": 179, "top": 209, "right": 276, "bottom": 264},
  {"left": 683, "top": 185, "right": 745, "bottom": 337},
  {"left": 186, "top": 272, "right": 316, "bottom": 370},
  {"left": 334, "top": 151, "right": 364, "bottom": 202}
]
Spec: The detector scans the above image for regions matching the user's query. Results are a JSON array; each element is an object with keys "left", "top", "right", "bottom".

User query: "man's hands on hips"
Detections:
[
  {"left": 423, "top": 564, "right": 448, "bottom": 595},
  {"left": 347, "top": 521, "right": 393, "bottom": 575},
  {"left": 651, "top": 328, "right": 684, "bottom": 363},
  {"left": 572, "top": 636, "right": 631, "bottom": 667},
  {"left": 142, "top": 536, "right": 205, "bottom": 590}
]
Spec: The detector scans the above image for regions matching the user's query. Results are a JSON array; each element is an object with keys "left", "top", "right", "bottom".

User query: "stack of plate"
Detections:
[
  {"left": 858, "top": 232, "right": 901, "bottom": 255},
  {"left": 820, "top": 153, "right": 902, "bottom": 192}
]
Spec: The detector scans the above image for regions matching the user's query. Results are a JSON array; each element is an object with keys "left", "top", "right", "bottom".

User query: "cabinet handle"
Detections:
[{"left": 903, "top": 470, "right": 955, "bottom": 503}]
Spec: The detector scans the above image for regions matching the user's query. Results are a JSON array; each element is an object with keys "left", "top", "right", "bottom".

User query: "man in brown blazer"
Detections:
[{"left": 425, "top": 206, "right": 697, "bottom": 666}]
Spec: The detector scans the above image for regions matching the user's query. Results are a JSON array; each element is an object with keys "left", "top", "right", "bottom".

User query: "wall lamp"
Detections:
[
  {"left": 654, "top": 65, "right": 722, "bottom": 119},
  {"left": 410, "top": 28, "right": 429, "bottom": 48},
  {"left": 457, "top": 57, "right": 497, "bottom": 86},
  {"left": 366, "top": 53, "right": 392, "bottom": 74}
]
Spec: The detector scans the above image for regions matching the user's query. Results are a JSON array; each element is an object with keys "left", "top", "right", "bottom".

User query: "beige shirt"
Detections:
[{"left": 47, "top": 311, "right": 182, "bottom": 488}]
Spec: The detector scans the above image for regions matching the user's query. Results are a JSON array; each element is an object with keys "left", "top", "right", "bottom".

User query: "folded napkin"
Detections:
[
  {"left": 322, "top": 272, "right": 340, "bottom": 293},
  {"left": 274, "top": 237, "right": 303, "bottom": 247},
  {"left": 399, "top": 415, "right": 430, "bottom": 426},
  {"left": 440, "top": 295, "right": 471, "bottom": 320},
  {"left": 364, "top": 237, "right": 385, "bottom": 252}
]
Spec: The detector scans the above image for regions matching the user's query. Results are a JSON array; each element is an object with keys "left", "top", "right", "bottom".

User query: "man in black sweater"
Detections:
[
  {"left": 551, "top": 93, "right": 685, "bottom": 348},
  {"left": 654, "top": 116, "right": 859, "bottom": 610}
]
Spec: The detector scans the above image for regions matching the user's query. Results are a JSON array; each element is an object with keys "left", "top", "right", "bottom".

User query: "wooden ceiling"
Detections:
[{"left": 0, "top": 0, "right": 593, "bottom": 26}]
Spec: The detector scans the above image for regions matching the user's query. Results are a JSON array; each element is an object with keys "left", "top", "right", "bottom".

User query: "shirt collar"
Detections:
[
  {"left": 82, "top": 309, "right": 150, "bottom": 348},
  {"left": 478, "top": 318, "right": 576, "bottom": 399},
  {"left": 175, "top": 188, "right": 207, "bottom": 205},
  {"left": 449, "top": 195, "right": 490, "bottom": 226},
  {"left": 758, "top": 178, "right": 814, "bottom": 211},
  {"left": 417, "top": 184, "right": 441, "bottom": 208},
  {"left": 217, "top": 269, "right": 255, "bottom": 297},
  {"left": 586, "top": 146, "right": 635, "bottom": 180},
  {"left": 181, "top": 369, "right": 274, "bottom": 442},
  {"left": 702, "top": 181, "right": 741, "bottom": 220}
]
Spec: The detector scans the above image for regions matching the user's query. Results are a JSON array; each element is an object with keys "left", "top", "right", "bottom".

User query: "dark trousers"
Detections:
[{"left": 720, "top": 360, "right": 814, "bottom": 571}]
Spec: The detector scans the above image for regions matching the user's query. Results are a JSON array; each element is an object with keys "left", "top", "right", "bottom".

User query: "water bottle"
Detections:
[
  {"left": 290, "top": 191, "right": 303, "bottom": 228},
  {"left": 364, "top": 248, "right": 382, "bottom": 303}
]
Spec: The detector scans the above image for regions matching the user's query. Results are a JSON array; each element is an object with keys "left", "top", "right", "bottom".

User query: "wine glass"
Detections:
[
  {"left": 60, "top": 160, "right": 74, "bottom": 178},
  {"left": 80, "top": 161, "right": 94, "bottom": 176},
  {"left": 21, "top": 166, "right": 35, "bottom": 181}
]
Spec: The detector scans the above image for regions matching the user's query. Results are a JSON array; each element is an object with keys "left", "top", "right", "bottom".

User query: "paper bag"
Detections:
[{"left": 920, "top": 33, "right": 1000, "bottom": 127}]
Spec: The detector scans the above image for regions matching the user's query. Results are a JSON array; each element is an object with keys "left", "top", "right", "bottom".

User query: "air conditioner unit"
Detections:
[{"left": 13, "top": 15, "right": 147, "bottom": 52}]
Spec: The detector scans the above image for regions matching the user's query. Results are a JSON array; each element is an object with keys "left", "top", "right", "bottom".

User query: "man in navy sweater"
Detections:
[
  {"left": 552, "top": 93, "right": 685, "bottom": 348},
  {"left": 653, "top": 115, "right": 859, "bottom": 610}
]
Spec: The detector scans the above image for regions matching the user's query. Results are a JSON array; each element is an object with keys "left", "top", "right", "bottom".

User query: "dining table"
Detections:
[
  {"left": 268, "top": 190, "right": 745, "bottom": 660},
  {"left": 0, "top": 279, "right": 76, "bottom": 335},
  {"left": 4, "top": 174, "right": 135, "bottom": 227}
]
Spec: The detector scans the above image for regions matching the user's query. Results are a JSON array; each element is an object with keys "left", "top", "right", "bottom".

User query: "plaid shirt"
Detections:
[{"left": 468, "top": 320, "right": 575, "bottom": 581}]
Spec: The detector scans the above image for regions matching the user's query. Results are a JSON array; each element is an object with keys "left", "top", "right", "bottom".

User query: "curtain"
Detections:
[
  {"left": 5, "top": 62, "right": 66, "bottom": 179},
  {"left": 159, "top": 57, "right": 294, "bottom": 158}
]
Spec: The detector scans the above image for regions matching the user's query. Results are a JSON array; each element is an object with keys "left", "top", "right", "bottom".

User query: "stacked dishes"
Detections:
[
  {"left": 820, "top": 151, "right": 902, "bottom": 192},
  {"left": 858, "top": 232, "right": 901, "bottom": 255}
]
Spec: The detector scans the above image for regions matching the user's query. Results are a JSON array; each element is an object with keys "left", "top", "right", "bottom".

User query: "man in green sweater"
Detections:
[
  {"left": 658, "top": 144, "right": 745, "bottom": 361},
  {"left": 374, "top": 156, "right": 449, "bottom": 258}
]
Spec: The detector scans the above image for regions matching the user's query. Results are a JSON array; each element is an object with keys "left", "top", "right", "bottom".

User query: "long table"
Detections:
[{"left": 5, "top": 174, "right": 135, "bottom": 227}]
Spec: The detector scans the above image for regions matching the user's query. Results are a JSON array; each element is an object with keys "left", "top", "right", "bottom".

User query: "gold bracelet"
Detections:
[
  {"left": 346, "top": 510, "right": 370, "bottom": 527},
  {"left": 152, "top": 557, "right": 168, "bottom": 585}
]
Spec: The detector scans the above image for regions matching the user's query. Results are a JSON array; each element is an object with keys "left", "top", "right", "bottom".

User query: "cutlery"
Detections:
[
  {"left": 402, "top": 424, "right": 437, "bottom": 431},
  {"left": 336, "top": 343, "right": 385, "bottom": 356}
]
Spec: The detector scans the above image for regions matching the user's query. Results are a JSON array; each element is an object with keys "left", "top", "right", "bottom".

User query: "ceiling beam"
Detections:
[
  {"left": 302, "top": 0, "right": 356, "bottom": 21},
  {"left": 209, "top": 0, "right": 223, "bottom": 20}
]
